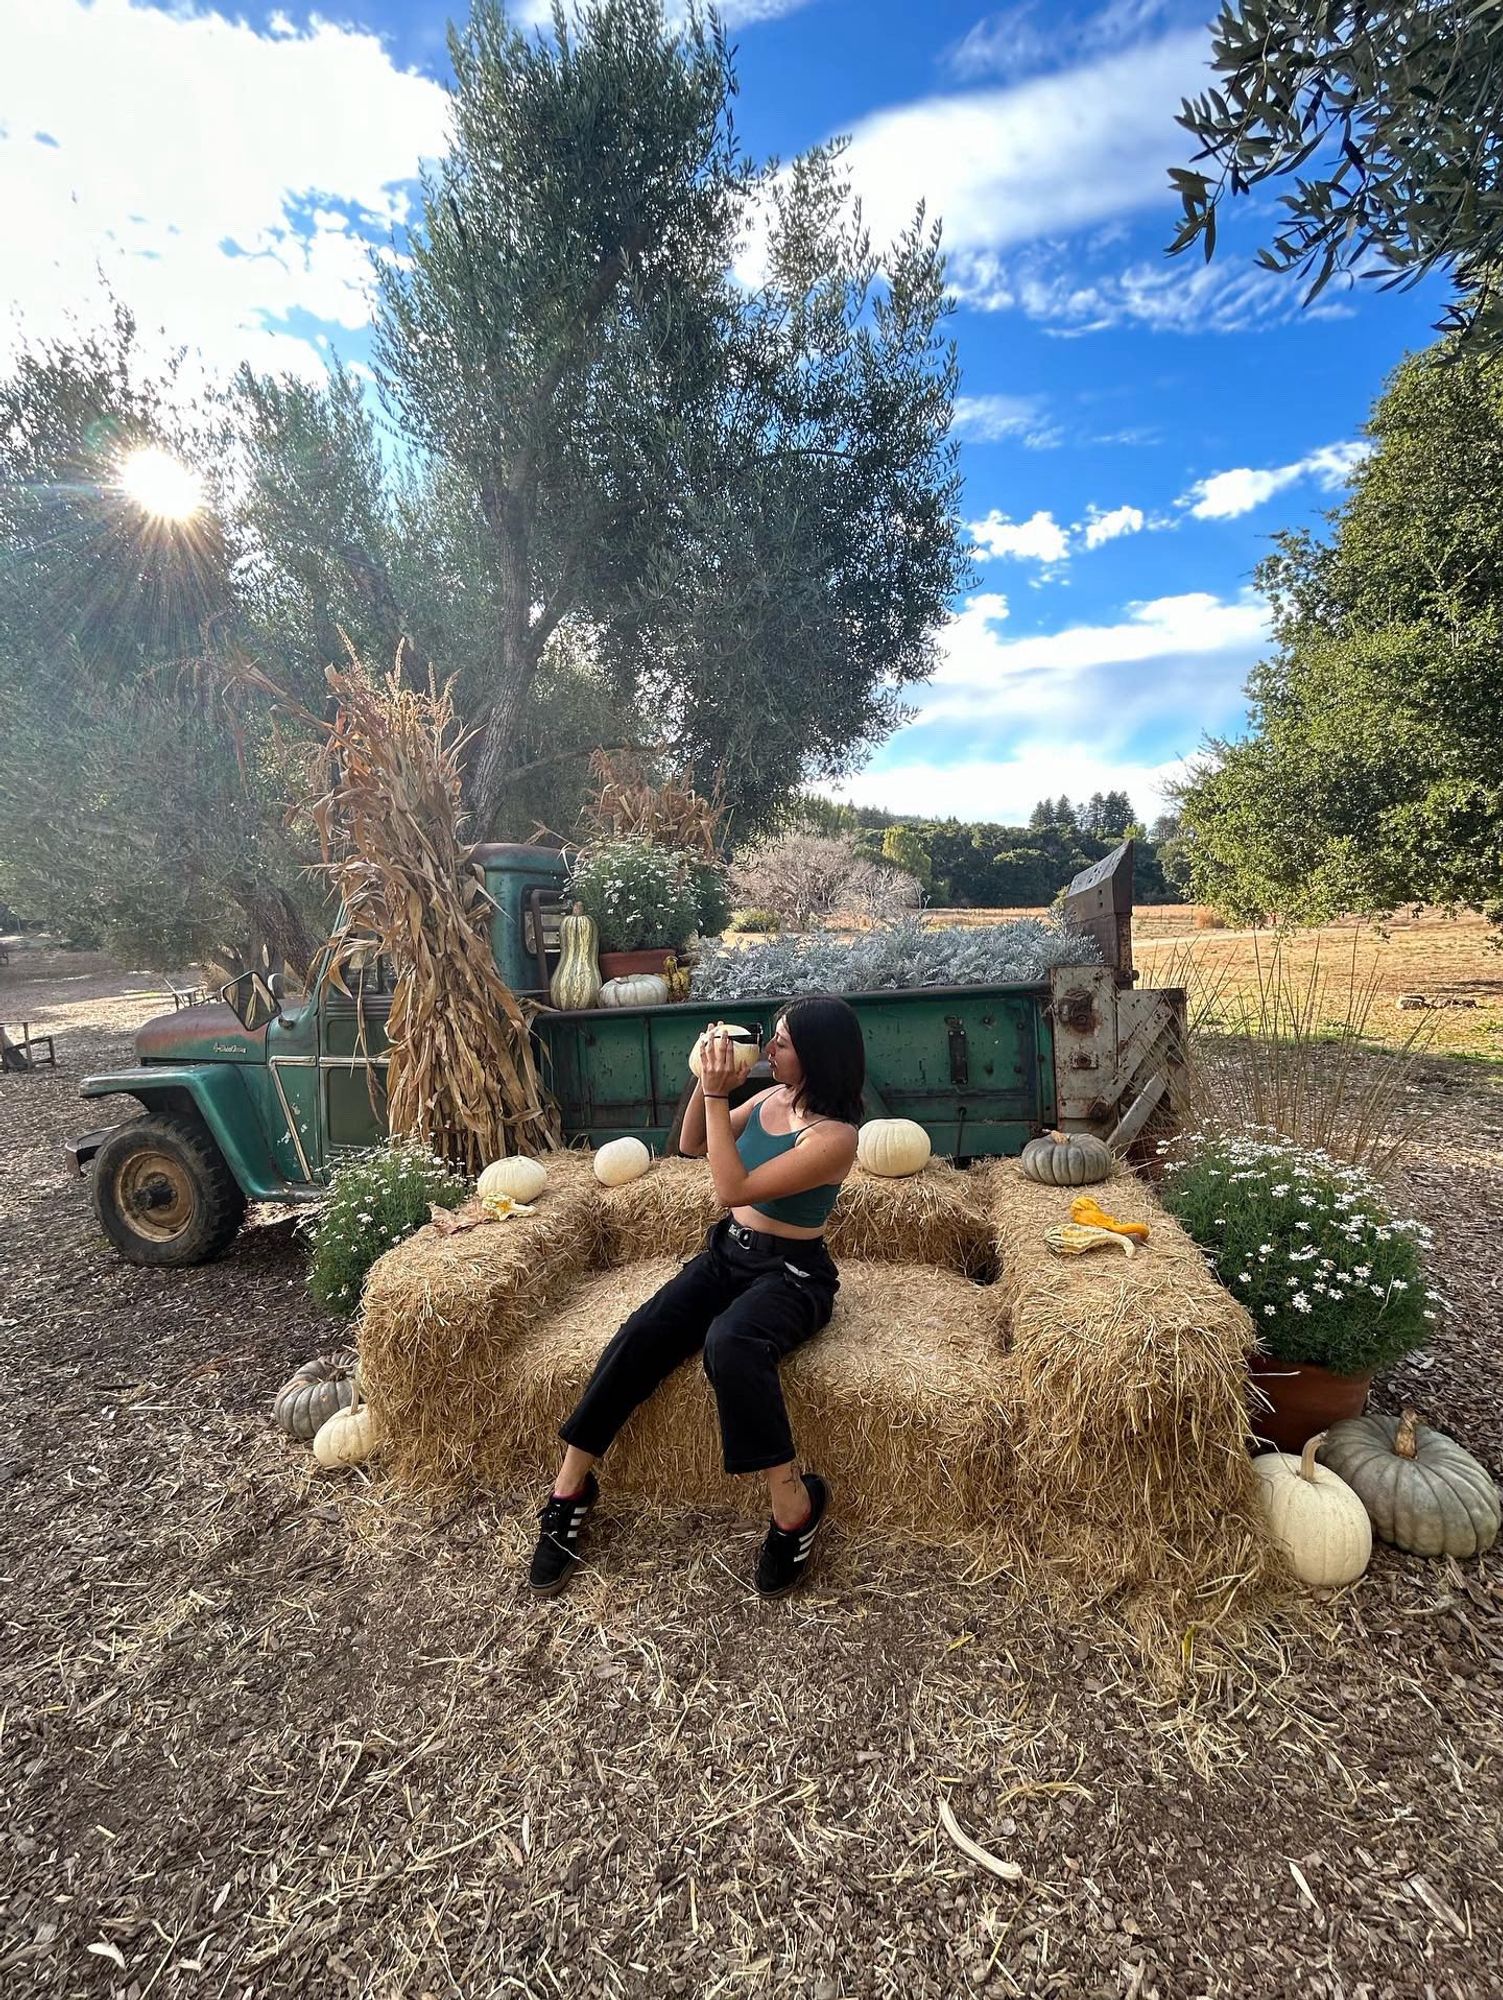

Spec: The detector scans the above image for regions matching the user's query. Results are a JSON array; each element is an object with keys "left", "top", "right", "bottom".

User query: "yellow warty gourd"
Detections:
[{"left": 1045, "top": 1221, "right": 1139, "bottom": 1259}]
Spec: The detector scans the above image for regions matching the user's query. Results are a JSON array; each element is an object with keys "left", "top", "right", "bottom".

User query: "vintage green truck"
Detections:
[{"left": 69, "top": 840, "right": 1186, "bottom": 1266}]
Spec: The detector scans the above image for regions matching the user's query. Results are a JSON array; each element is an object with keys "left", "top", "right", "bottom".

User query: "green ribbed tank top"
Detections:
[{"left": 735, "top": 1100, "right": 843, "bottom": 1228}]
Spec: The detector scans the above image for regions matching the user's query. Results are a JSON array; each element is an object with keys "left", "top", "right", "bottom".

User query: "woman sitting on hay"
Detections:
[{"left": 530, "top": 997, "right": 865, "bottom": 1600}]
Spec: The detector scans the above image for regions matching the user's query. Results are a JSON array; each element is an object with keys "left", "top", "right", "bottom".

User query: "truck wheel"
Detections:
[{"left": 92, "top": 1115, "right": 247, "bottom": 1268}]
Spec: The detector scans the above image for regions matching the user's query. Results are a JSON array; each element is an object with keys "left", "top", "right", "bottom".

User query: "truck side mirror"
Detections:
[{"left": 221, "top": 969, "right": 281, "bottom": 1032}]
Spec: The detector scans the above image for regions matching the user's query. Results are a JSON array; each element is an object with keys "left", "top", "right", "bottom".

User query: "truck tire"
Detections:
[{"left": 91, "top": 1114, "right": 248, "bottom": 1268}]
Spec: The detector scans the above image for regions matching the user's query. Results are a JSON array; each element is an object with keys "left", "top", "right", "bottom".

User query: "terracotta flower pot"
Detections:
[
  {"left": 1247, "top": 1351, "right": 1374, "bottom": 1455},
  {"left": 598, "top": 948, "right": 678, "bottom": 980}
]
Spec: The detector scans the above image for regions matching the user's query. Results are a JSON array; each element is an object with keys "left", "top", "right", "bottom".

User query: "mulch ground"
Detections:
[{"left": 2, "top": 950, "right": 1502, "bottom": 2000}]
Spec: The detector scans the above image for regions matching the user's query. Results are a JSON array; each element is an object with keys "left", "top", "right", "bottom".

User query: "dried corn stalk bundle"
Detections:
[
  {"left": 310, "top": 653, "right": 559, "bottom": 1172},
  {"left": 579, "top": 749, "right": 727, "bottom": 859}
]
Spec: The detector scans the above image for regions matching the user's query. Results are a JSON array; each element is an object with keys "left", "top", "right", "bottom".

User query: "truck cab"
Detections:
[{"left": 71, "top": 845, "right": 571, "bottom": 1265}]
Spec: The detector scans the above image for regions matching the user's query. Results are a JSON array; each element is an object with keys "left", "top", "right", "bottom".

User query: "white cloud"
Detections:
[
  {"left": 844, "top": 32, "right": 1207, "bottom": 262},
  {"left": 969, "top": 501, "right": 1156, "bottom": 566},
  {"left": 817, "top": 751, "right": 1192, "bottom": 828},
  {"left": 952, "top": 244, "right": 1310, "bottom": 335},
  {"left": 945, "top": 1, "right": 1182, "bottom": 85},
  {"left": 1182, "top": 440, "right": 1370, "bottom": 520},
  {"left": 717, "top": 0, "right": 818, "bottom": 20},
  {"left": 924, "top": 587, "right": 1268, "bottom": 720},
  {"left": 0, "top": 0, "right": 450, "bottom": 380},
  {"left": 813, "top": 580, "right": 1269, "bottom": 827},
  {"left": 969, "top": 508, "right": 1071, "bottom": 564},
  {"left": 952, "top": 392, "right": 1058, "bottom": 447},
  {"left": 1082, "top": 503, "right": 1146, "bottom": 549}
]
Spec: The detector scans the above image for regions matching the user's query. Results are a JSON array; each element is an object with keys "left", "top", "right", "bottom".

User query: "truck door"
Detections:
[{"left": 320, "top": 940, "right": 393, "bottom": 1154}]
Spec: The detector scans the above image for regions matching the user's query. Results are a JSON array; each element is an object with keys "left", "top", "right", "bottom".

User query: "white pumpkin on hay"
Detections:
[
  {"left": 856, "top": 1118, "right": 931, "bottom": 1178},
  {"left": 594, "top": 1136, "right": 653, "bottom": 1186},
  {"left": 477, "top": 1156, "right": 548, "bottom": 1208}
]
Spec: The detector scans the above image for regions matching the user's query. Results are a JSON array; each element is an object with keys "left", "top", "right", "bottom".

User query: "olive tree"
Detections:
[{"left": 1172, "top": 1, "right": 1503, "bottom": 339}]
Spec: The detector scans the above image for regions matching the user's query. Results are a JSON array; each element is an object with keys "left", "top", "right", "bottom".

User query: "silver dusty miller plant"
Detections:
[{"left": 690, "top": 916, "right": 1098, "bottom": 1000}]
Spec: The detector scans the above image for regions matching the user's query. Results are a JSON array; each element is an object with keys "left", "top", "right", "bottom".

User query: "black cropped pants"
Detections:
[{"left": 559, "top": 1217, "right": 840, "bottom": 1475}]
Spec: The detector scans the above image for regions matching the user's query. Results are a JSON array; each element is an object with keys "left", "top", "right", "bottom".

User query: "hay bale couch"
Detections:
[{"left": 361, "top": 1151, "right": 1273, "bottom": 1627}]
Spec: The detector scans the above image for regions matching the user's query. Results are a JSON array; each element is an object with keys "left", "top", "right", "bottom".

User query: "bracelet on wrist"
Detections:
[{"left": 702, "top": 1092, "right": 730, "bottom": 1101}]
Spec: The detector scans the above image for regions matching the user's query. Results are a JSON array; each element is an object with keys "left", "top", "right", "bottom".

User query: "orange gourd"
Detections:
[{"left": 1069, "top": 1195, "right": 1150, "bottom": 1241}]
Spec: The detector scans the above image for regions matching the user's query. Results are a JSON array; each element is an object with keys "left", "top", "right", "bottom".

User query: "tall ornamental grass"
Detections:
[{"left": 1157, "top": 928, "right": 1434, "bottom": 1175}]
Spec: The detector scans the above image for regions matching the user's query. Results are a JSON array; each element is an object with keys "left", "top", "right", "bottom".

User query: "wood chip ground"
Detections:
[{"left": 2, "top": 952, "right": 1500, "bottom": 2000}]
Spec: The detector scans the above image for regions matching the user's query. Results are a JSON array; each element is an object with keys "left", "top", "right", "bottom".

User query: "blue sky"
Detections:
[{"left": 1, "top": 0, "right": 1448, "bottom": 825}]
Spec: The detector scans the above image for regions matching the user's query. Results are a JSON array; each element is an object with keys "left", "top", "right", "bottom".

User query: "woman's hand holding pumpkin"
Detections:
[{"left": 698, "top": 1027, "right": 740, "bottom": 1098}]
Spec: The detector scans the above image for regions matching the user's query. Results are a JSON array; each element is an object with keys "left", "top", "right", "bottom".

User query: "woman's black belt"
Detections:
[{"left": 724, "top": 1217, "right": 820, "bottom": 1254}]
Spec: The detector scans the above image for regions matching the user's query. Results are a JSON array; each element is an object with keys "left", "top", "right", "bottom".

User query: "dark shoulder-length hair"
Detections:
[{"left": 780, "top": 994, "right": 865, "bottom": 1127}]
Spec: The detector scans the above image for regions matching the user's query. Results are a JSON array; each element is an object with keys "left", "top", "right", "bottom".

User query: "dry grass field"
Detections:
[{"left": 924, "top": 906, "right": 1503, "bottom": 1068}]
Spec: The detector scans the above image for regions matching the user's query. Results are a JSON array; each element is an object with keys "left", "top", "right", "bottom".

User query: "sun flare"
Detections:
[{"left": 118, "top": 447, "right": 204, "bottom": 523}]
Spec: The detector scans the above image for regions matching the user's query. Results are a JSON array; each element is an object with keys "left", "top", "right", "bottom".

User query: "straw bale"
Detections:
[
  {"left": 593, "top": 1155, "right": 995, "bottom": 1276},
  {"left": 985, "top": 1161, "right": 1279, "bottom": 1625},
  {"left": 593, "top": 1158, "right": 722, "bottom": 1265},
  {"left": 446, "top": 1258, "right": 1009, "bottom": 1537},
  {"left": 360, "top": 1151, "right": 605, "bottom": 1489},
  {"left": 828, "top": 1162, "right": 997, "bottom": 1278}
]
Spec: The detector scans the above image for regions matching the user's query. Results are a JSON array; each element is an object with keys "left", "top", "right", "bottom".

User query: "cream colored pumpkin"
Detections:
[
  {"left": 600, "top": 974, "right": 670, "bottom": 1008},
  {"left": 477, "top": 1156, "right": 548, "bottom": 1208},
  {"left": 688, "top": 1022, "right": 759, "bottom": 1080},
  {"left": 1254, "top": 1435, "right": 1371, "bottom": 1587},
  {"left": 313, "top": 1401, "right": 380, "bottom": 1469},
  {"left": 593, "top": 1136, "right": 653, "bottom": 1186},
  {"left": 857, "top": 1118, "right": 932, "bottom": 1178}
]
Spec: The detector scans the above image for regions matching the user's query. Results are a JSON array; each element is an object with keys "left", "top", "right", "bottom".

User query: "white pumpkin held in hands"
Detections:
[
  {"left": 689, "top": 1022, "right": 759, "bottom": 1080},
  {"left": 314, "top": 1399, "right": 381, "bottom": 1469},
  {"left": 594, "top": 1136, "right": 653, "bottom": 1186},
  {"left": 1254, "top": 1434, "right": 1371, "bottom": 1587},
  {"left": 477, "top": 1156, "right": 548, "bottom": 1209},
  {"left": 857, "top": 1118, "right": 931, "bottom": 1178}
]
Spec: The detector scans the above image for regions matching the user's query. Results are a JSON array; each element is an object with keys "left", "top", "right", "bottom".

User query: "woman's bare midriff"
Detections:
[
  {"left": 731, "top": 1093, "right": 846, "bottom": 1239},
  {"left": 729, "top": 1203, "right": 827, "bottom": 1241}
]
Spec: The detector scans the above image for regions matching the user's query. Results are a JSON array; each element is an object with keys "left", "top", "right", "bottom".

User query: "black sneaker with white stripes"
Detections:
[
  {"left": 529, "top": 1471, "right": 599, "bottom": 1595},
  {"left": 754, "top": 1472, "right": 828, "bottom": 1598}
]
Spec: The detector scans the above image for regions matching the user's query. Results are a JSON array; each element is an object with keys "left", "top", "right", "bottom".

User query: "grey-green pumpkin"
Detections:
[
  {"left": 1019, "top": 1129, "right": 1114, "bottom": 1188},
  {"left": 274, "top": 1352, "right": 360, "bottom": 1441},
  {"left": 1318, "top": 1409, "right": 1500, "bottom": 1559}
]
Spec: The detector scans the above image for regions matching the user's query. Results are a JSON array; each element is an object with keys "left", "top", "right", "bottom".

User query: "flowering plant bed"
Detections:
[
  {"left": 1160, "top": 1130, "right": 1437, "bottom": 1376},
  {"left": 307, "top": 1143, "right": 471, "bottom": 1316}
]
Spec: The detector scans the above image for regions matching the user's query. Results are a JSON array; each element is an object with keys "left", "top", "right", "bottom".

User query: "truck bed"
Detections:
[{"left": 533, "top": 983, "right": 1057, "bottom": 1158}]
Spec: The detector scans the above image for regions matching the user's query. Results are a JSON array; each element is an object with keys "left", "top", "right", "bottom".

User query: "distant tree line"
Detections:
[{"left": 779, "top": 794, "right": 1190, "bottom": 909}]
